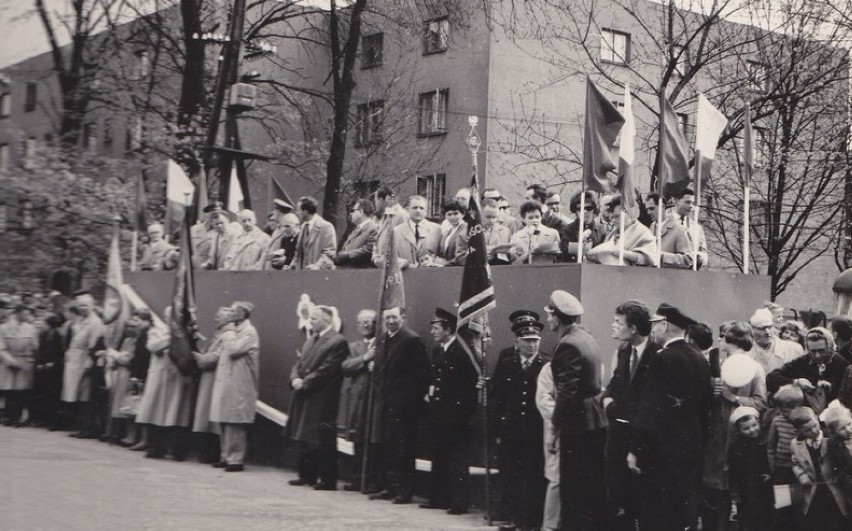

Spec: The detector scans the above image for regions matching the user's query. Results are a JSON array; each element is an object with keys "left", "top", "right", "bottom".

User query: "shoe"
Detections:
[
  {"left": 342, "top": 483, "right": 361, "bottom": 492},
  {"left": 225, "top": 464, "right": 244, "bottom": 472},
  {"left": 77, "top": 432, "right": 98, "bottom": 439},
  {"left": 391, "top": 496, "right": 412, "bottom": 504},
  {"left": 212, "top": 461, "right": 227, "bottom": 468},
  {"left": 368, "top": 490, "right": 394, "bottom": 501},
  {"left": 419, "top": 503, "right": 446, "bottom": 510},
  {"left": 497, "top": 524, "right": 517, "bottom": 531},
  {"left": 145, "top": 451, "right": 165, "bottom": 459},
  {"left": 447, "top": 508, "right": 468, "bottom": 515},
  {"left": 288, "top": 479, "right": 315, "bottom": 487},
  {"left": 171, "top": 455, "right": 186, "bottom": 462},
  {"left": 313, "top": 483, "right": 336, "bottom": 491},
  {"left": 128, "top": 443, "right": 149, "bottom": 452},
  {"left": 361, "top": 486, "right": 382, "bottom": 495}
]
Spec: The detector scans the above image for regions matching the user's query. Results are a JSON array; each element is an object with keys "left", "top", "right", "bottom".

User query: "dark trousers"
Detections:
[
  {"left": 700, "top": 487, "right": 730, "bottom": 531},
  {"left": 605, "top": 423, "right": 639, "bottom": 530},
  {"left": 31, "top": 367, "right": 63, "bottom": 426},
  {"left": 384, "top": 413, "right": 418, "bottom": 498},
  {"left": 148, "top": 425, "right": 190, "bottom": 458},
  {"left": 427, "top": 421, "right": 471, "bottom": 511},
  {"left": 2, "top": 390, "right": 28, "bottom": 422},
  {"left": 498, "top": 437, "right": 545, "bottom": 529},
  {"left": 642, "top": 457, "right": 702, "bottom": 531},
  {"left": 560, "top": 428, "right": 608, "bottom": 531},
  {"left": 296, "top": 440, "right": 338, "bottom": 486}
]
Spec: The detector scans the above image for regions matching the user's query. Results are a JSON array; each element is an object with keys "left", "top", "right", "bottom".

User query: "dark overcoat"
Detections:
[{"left": 550, "top": 325, "right": 608, "bottom": 434}]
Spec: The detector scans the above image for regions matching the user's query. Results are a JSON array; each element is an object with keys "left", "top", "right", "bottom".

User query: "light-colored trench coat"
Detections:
[
  {"left": 135, "top": 326, "right": 196, "bottom": 427},
  {"left": 210, "top": 320, "right": 259, "bottom": 424},
  {"left": 0, "top": 319, "right": 39, "bottom": 390},
  {"left": 61, "top": 312, "right": 104, "bottom": 403},
  {"left": 535, "top": 361, "right": 560, "bottom": 483},
  {"left": 192, "top": 324, "right": 235, "bottom": 434}
]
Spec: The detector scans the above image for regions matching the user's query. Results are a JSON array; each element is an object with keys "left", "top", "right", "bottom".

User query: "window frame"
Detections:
[
  {"left": 417, "top": 88, "right": 449, "bottom": 137},
  {"left": 24, "top": 82, "right": 37, "bottom": 113},
  {"left": 422, "top": 17, "right": 449, "bottom": 55},
  {"left": 0, "top": 92, "right": 10, "bottom": 118},
  {"left": 746, "top": 60, "right": 770, "bottom": 93},
  {"left": 600, "top": 29, "right": 630, "bottom": 66},
  {"left": 0, "top": 143, "right": 9, "bottom": 171},
  {"left": 416, "top": 173, "right": 447, "bottom": 218},
  {"left": 355, "top": 100, "right": 385, "bottom": 147},
  {"left": 361, "top": 32, "right": 384, "bottom": 69}
]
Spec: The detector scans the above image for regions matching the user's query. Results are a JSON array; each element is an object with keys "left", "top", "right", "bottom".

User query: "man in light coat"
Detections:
[
  {"left": 139, "top": 223, "right": 176, "bottom": 271},
  {"left": 373, "top": 195, "right": 441, "bottom": 269},
  {"left": 210, "top": 301, "right": 260, "bottom": 472},
  {"left": 287, "top": 305, "right": 349, "bottom": 489},
  {"left": 0, "top": 305, "right": 39, "bottom": 426},
  {"left": 191, "top": 202, "right": 224, "bottom": 268},
  {"left": 335, "top": 199, "right": 378, "bottom": 268},
  {"left": 62, "top": 292, "right": 105, "bottom": 437},
  {"left": 291, "top": 196, "right": 337, "bottom": 270},
  {"left": 649, "top": 188, "right": 708, "bottom": 269},
  {"left": 223, "top": 210, "right": 271, "bottom": 271}
]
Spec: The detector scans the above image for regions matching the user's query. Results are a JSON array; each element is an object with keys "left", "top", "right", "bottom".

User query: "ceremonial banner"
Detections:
[
  {"left": 743, "top": 103, "right": 755, "bottom": 184},
  {"left": 694, "top": 94, "right": 728, "bottom": 198},
  {"left": 458, "top": 175, "right": 496, "bottom": 330},
  {"left": 583, "top": 78, "right": 626, "bottom": 193},
  {"left": 658, "top": 95, "right": 691, "bottom": 198},
  {"left": 167, "top": 207, "right": 199, "bottom": 376},
  {"left": 617, "top": 84, "right": 636, "bottom": 209},
  {"left": 271, "top": 176, "right": 296, "bottom": 210},
  {"left": 103, "top": 225, "right": 128, "bottom": 349},
  {"left": 165, "top": 159, "right": 195, "bottom": 235},
  {"left": 227, "top": 164, "right": 245, "bottom": 214},
  {"left": 190, "top": 166, "right": 209, "bottom": 226}
]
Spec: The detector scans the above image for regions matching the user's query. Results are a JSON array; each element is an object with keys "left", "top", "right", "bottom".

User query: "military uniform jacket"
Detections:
[
  {"left": 428, "top": 337, "right": 479, "bottom": 426},
  {"left": 550, "top": 325, "right": 608, "bottom": 434},
  {"left": 490, "top": 348, "right": 545, "bottom": 441},
  {"left": 632, "top": 338, "right": 712, "bottom": 464}
]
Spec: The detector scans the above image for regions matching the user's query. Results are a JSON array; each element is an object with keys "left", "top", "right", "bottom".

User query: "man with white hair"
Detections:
[
  {"left": 61, "top": 291, "right": 105, "bottom": 437},
  {"left": 139, "top": 223, "right": 176, "bottom": 271},
  {"left": 748, "top": 308, "right": 804, "bottom": 374},
  {"left": 263, "top": 200, "right": 300, "bottom": 270},
  {"left": 223, "top": 209, "right": 271, "bottom": 270}
]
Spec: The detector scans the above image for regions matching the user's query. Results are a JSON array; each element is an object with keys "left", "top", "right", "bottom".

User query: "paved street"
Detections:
[{"left": 0, "top": 427, "right": 492, "bottom": 531}]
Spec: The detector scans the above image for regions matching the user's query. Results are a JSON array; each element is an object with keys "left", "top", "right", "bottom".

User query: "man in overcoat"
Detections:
[
  {"left": 209, "top": 301, "right": 260, "bottom": 472},
  {"left": 223, "top": 210, "right": 271, "bottom": 271},
  {"left": 420, "top": 308, "right": 479, "bottom": 514},
  {"left": 602, "top": 300, "right": 659, "bottom": 530},
  {"left": 545, "top": 290, "right": 608, "bottom": 530},
  {"left": 286, "top": 305, "right": 348, "bottom": 488},
  {"left": 291, "top": 196, "right": 337, "bottom": 270},
  {"left": 372, "top": 195, "right": 441, "bottom": 269},
  {"left": 628, "top": 303, "right": 713, "bottom": 531},
  {"left": 61, "top": 292, "right": 105, "bottom": 437},
  {"left": 0, "top": 304, "right": 39, "bottom": 426},
  {"left": 334, "top": 199, "right": 378, "bottom": 268}
]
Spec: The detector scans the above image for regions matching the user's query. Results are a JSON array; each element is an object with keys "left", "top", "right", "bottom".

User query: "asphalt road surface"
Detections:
[{"left": 0, "top": 426, "right": 492, "bottom": 531}]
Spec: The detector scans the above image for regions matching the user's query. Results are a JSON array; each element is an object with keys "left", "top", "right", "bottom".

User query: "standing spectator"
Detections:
[
  {"left": 138, "top": 223, "right": 176, "bottom": 271},
  {"left": 826, "top": 407, "right": 852, "bottom": 515},
  {"left": 789, "top": 406, "right": 848, "bottom": 530},
  {"left": 102, "top": 310, "right": 150, "bottom": 442},
  {"left": 637, "top": 192, "right": 658, "bottom": 227},
  {"left": 767, "top": 385, "right": 805, "bottom": 483},
  {"left": 560, "top": 191, "right": 608, "bottom": 263},
  {"left": 545, "top": 290, "right": 608, "bottom": 530},
  {"left": 650, "top": 188, "right": 708, "bottom": 269},
  {"left": 420, "top": 308, "right": 478, "bottom": 515},
  {"left": 191, "top": 202, "right": 224, "bottom": 268},
  {"left": 779, "top": 320, "right": 807, "bottom": 349},
  {"left": 223, "top": 210, "right": 271, "bottom": 271},
  {"left": 210, "top": 301, "right": 260, "bottom": 472},
  {"left": 61, "top": 292, "right": 105, "bottom": 438},
  {"left": 373, "top": 195, "right": 441, "bottom": 269},
  {"left": 192, "top": 306, "right": 236, "bottom": 463},
  {"left": 263, "top": 210, "right": 278, "bottom": 235},
  {"left": 0, "top": 305, "right": 39, "bottom": 426},
  {"left": 334, "top": 199, "right": 378, "bottom": 268},
  {"left": 436, "top": 201, "right": 467, "bottom": 266},
  {"left": 368, "top": 307, "right": 430, "bottom": 504},
  {"left": 525, "top": 184, "right": 566, "bottom": 231},
  {"left": 727, "top": 407, "right": 774, "bottom": 531},
  {"left": 603, "top": 300, "right": 659, "bottom": 530},
  {"left": 119, "top": 308, "right": 152, "bottom": 449},
  {"left": 587, "top": 194, "right": 658, "bottom": 266},
  {"left": 509, "top": 201, "right": 561, "bottom": 264},
  {"left": 264, "top": 211, "right": 300, "bottom": 270},
  {"left": 291, "top": 196, "right": 337, "bottom": 270},
  {"left": 338, "top": 309, "right": 376, "bottom": 491},
  {"left": 200, "top": 215, "right": 235, "bottom": 270},
  {"left": 286, "top": 305, "right": 348, "bottom": 488},
  {"left": 831, "top": 316, "right": 852, "bottom": 364},
  {"left": 31, "top": 313, "right": 66, "bottom": 429},
  {"left": 372, "top": 186, "right": 408, "bottom": 254},
  {"left": 545, "top": 192, "right": 573, "bottom": 225},
  {"left": 490, "top": 312, "right": 547, "bottom": 531},
  {"left": 628, "top": 303, "right": 712, "bottom": 531},
  {"left": 496, "top": 198, "right": 523, "bottom": 235},
  {"left": 535, "top": 359, "right": 560, "bottom": 531},
  {"left": 749, "top": 308, "right": 805, "bottom": 375},
  {"left": 456, "top": 198, "right": 512, "bottom": 265}
]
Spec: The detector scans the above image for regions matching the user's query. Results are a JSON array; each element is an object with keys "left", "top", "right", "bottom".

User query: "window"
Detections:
[
  {"left": 22, "top": 137, "right": 36, "bottom": 169},
  {"left": 103, "top": 118, "right": 113, "bottom": 150},
  {"left": 133, "top": 50, "right": 150, "bottom": 80},
  {"left": 0, "top": 92, "right": 10, "bottom": 118},
  {"left": 126, "top": 115, "right": 142, "bottom": 152},
  {"left": 677, "top": 112, "right": 690, "bottom": 138},
  {"left": 746, "top": 61, "right": 769, "bottom": 92},
  {"left": 0, "top": 143, "right": 9, "bottom": 171},
  {"left": 416, "top": 173, "right": 446, "bottom": 218},
  {"left": 361, "top": 33, "right": 383, "bottom": 69},
  {"left": 355, "top": 100, "right": 384, "bottom": 147},
  {"left": 24, "top": 82, "right": 37, "bottom": 112},
  {"left": 423, "top": 17, "right": 449, "bottom": 55},
  {"left": 418, "top": 88, "right": 449, "bottom": 136},
  {"left": 84, "top": 122, "right": 98, "bottom": 151},
  {"left": 601, "top": 29, "right": 630, "bottom": 65}
]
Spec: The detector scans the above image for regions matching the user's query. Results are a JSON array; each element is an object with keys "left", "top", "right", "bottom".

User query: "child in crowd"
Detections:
[
  {"left": 825, "top": 406, "right": 852, "bottom": 515},
  {"left": 767, "top": 385, "right": 804, "bottom": 484},
  {"left": 727, "top": 406, "right": 773, "bottom": 531},
  {"left": 789, "top": 406, "right": 848, "bottom": 530}
]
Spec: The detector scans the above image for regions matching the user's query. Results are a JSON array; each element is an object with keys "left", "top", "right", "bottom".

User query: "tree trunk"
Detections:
[{"left": 178, "top": 0, "right": 206, "bottom": 129}]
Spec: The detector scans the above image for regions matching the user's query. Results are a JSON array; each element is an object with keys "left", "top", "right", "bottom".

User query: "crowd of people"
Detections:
[
  {"left": 138, "top": 184, "right": 708, "bottom": 272},
  {"left": 4, "top": 280, "right": 852, "bottom": 531}
]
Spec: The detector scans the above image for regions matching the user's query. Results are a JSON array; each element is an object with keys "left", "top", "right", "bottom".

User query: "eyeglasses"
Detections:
[
  {"left": 546, "top": 202, "right": 560, "bottom": 206},
  {"left": 499, "top": 206, "right": 509, "bottom": 210},
  {"left": 583, "top": 205, "right": 595, "bottom": 212}
]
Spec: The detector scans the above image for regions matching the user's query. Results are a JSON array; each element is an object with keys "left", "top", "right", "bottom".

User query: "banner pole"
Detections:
[
  {"left": 578, "top": 191, "right": 586, "bottom": 263},
  {"left": 618, "top": 210, "right": 625, "bottom": 266},
  {"left": 693, "top": 151, "right": 702, "bottom": 271},
  {"left": 131, "top": 230, "right": 138, "bottom": 272},
  {"left": 743, "top": 186, "right": 750, "bottom": 274}
]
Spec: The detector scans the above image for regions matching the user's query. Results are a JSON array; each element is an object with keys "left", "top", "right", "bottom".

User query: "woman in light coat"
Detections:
[{"left": 0, "top": 305, "right": 39, "bottom": 425}]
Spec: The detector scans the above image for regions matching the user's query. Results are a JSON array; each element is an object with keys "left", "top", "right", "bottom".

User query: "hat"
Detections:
[
  {"left": 513, "top": 320, "right": 544, "bottom": 339},
  {"left": 232, "top": 301, "right": 255, "bottom": 316},
  {"left": 509, "top": 310, "right": 541, "bottom": 326},
  {"left": 430, "top": 307, "right": 457, "bottom": 330},
  {"left": 132, "top": 307, "right": 153, "bottom": 322},
  {"left": 650, "top": 303, "right": 697, "bottom": 329},
  {"left": 729, "top": 406, "right": 760, "bottom": 425},
  {"left": 73, "top": 289, "right": 91, "bottom": 298},
  {"left": 749, "top": 308, "right": 774, "bottom": 328},
  {"left": 273, "top": 198, "right": 294, "bottom": 213},
  {"left": 546, "top": 290, "right": 583, "bottom": 317},
  {"left": 483, "top": 189, "right": 502, "bottom": 200},
  {"left": 203, "top": 201, "right": 224, "bottom": 214}
]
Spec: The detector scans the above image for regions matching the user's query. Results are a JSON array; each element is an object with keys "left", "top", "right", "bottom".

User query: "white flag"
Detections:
[
  {"left": 166, "top": 159, "right": 195, "bottom": 204},
  {"left": 228, "top": 164, "right": 244, "bottom": 214},
  {"left": 695, "top": 94, "right": 728, "bottom": 159}
]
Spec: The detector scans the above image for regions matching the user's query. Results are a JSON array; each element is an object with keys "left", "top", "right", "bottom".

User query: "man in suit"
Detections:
[
  {"left": 602, "top": 300, "right": 660, "bottom": 530},
  {"left": 334, "top": 199, "right": 378, "bottom": 268},
  {"left": 650, "top": 188, "right": 708, "bottom": 269},
  {"left": 628, "top": 303, "right": 713, "bottom": 531},
  {"left": 420, "top": 308, "right": 479, "bottom": 515},
  {"left": 560, "top": 191, "right": 608, "bottom": 263},
  {"left": 263, "top": 201, "right": 299, "bottom": 270},
  {"left": 371, "top": 186, "right": 408, "bottom": 260},
  {"left": 138, "top": 223, "right": 176, "bottom": 270},
  {"left": 368, "top": 306, "right": 431, "bottom": 504},
  {"left": 456, "top": 198, "right": 512, "bottom": 265},
  {"left": 545, "top": 290, "right": 608, "bottom": 530},
  {"left": 287, "top": 305, "right": 349, "bottom": 489},
  {"left": 491, "top": 312, "right": 547, "bottom": 531},
  {"left": 373, "top": 195, "right": 441, "bottom": 269},
  {"left": 526, "top": 184, "right": 567, "bottom": 232},
  {"left": 437, "top": 200, "right": 467, "bottom": 266},
  {"left": 191, "top": 202, "right": 224, "bottom": 268},
  {"left": 291, "top": 196, "right": 337, "bottom": 270},
  {"left": 222, "top": 209, "right": 271, "bottom": 270}
]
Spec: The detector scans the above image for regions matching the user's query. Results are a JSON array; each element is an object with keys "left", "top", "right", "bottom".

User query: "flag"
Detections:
[
  {"left": 189, "top": 166, "right": 209, "bottom": 226},
  {"left": 617, "top": 84, "right": 636, "bottom": 209},
  {"left": 271, "top": 176, "right": 296, "bottom": 210},
  {"left": 743, "top": 103, "right": 755, "bottom": 184},
  {"left": 583, "top": 78, "right": 625, "bottom": 193},
  {"left": 658, "top": 94, "right": 690, "bottom": 198},
  {"left": 165, "top": 159, "right": 195, "bottom": 236},
  {"left": 694, "top": 94, "right": 728, "bottom": 197},
  {"left": 227, "top": 164, "right": 245, "bottom": 214},
  {"left": 133, "top": 173, "right": 147, "bottom": 233},
  {"left": 102, "top": 225, "right": 129, "bottom": 349},
  {"left": 167, "top": 207, "right": 199, "bottom": 376}
]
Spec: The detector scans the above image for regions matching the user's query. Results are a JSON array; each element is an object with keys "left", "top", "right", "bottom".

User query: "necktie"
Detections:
[
  {"left": 211, "top": 233, "right": 219, "bottom": 269},
  {"left": 298, "top": 223, "right": 309, "bottom": 268},
  {"left": 522, "top": 359, "right": 531, "bottom": 373},
  {"left": 414, "top": 222, "right": 421, "bottom": 245},
  {"left": 629, "top": 347, "right": 639, "bottom": 379}
]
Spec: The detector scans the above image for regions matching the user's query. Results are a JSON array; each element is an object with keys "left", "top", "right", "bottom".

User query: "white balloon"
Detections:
[{"left": 721, "top": 354, "right": 757, "bottom": 388}]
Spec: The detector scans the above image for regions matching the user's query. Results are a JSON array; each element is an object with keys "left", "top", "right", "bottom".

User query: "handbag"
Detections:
[{"left": 119, "top": 379, "right": 144, "bottom": 417}]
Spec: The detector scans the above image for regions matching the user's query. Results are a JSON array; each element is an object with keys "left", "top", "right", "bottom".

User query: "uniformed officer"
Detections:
[
  {"left": 420, "top": 308, "right": 479, "bottom": 515},
  {"left": 490, "top": 312, "right": 547, "bottom": 531}
]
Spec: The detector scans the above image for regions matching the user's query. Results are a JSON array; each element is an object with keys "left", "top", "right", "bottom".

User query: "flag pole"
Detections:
[
  {"left": 743, "top": 186, "right": 750, "bottom": 274},
  {"left": 131, "top": 231, "right": 138, "bottom": 272},
  {"left": 578, "top": 189, "right": 586, "bottom": 263},
  {"left": 656, "top": 89, "right": 666, "bottom": 269},
  {"left": 692, "top": 151, "right": 702, "bottom": 271},
  {"left": 618, "top": 210, "right": 625, "bottom": 266}
]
